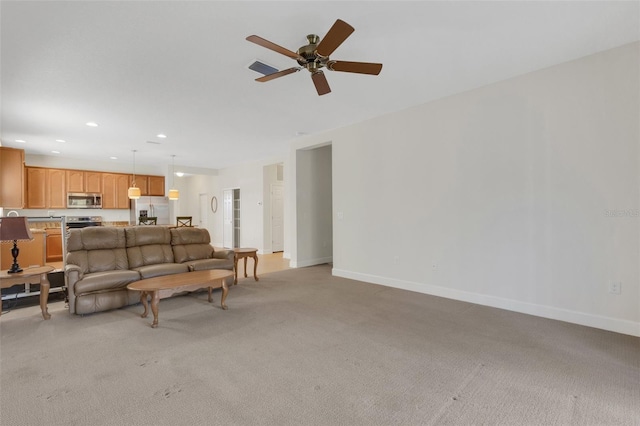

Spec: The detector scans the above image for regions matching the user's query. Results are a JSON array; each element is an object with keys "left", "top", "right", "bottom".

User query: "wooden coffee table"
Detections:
[
  {"left": 127, "top": 269, "right": 233, "bottom": 328},
  {"left": 233, "top": 248, "right": 259, "bottom": 285},
  {"left": 0, "top": 265, "right": 54, "bottom": 320}
]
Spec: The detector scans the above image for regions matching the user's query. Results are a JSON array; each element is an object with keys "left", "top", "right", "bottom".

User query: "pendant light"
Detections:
[
  {"left": 168, "top": 154, "right": 179, "bottom": 201},
  {"left": 127, "top": 149, "right": 141, "bottom": 199}
]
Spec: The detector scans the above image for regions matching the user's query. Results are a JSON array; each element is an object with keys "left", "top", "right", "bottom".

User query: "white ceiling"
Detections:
[{"left": 1, "top": 1, "right": 638, "bottom": 171}]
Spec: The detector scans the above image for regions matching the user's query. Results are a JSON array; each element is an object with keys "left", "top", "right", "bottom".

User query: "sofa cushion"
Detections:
[
  {"left": 125, "top": 226, "right": 171, "bottom": 247},
  {"left": 133, "top": 263, "right": 189, "bottom": 279},
  {"left": 68, "top": 227, "right": 127, "bottom": 251},
  {"left": 170, "top": 227, "right": 218, "bottom": 263},
  {"left": 73, "top": 270, "right": 141, "bottom": 295},
  {"left": 125, "top": 226, "right": 175, "bottom": 268},
  {"left": 170, "top": 227, "right": 211, "bottom": 245},
  {"left": 66, "top": 228, "right": 129, "bottom": 274}
]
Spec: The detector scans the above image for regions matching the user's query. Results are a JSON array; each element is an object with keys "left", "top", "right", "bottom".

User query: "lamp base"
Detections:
[
  {"left": 7, "top": 241, "right": 22, "bottom": 274},
  {"left": 7, "top": 264, "right": 23, "bottom": 274}
]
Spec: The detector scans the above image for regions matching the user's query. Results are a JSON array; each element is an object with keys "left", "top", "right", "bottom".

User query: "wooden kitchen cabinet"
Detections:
[
  {"left": 148, "top": 175, "right": 165, "bottom": 196},
  {"left": 0, "top": 147, "right": 25, "bottom": 208},
  {"left": 129, "top": 175, "right": 164, "bottom": 197},
  {"left": 66, "top": 169, "right": 85, "bottom": 192},
  {"left": 26, "top": 167, "right": 66, "bottom": 209},
  {"left": 66, "top": 170, "right": 102, "bottom": 193},
  {"left": 26, "top": 167, "right": 47, "bottom": 209},
  {"left": 135, "top": 175, "right": 149, "bottom": 196},
  {"left": 85, "top": 171, "right": 102, "bottom": 193},
  {"left": 47, "top": 168, "right": 66, "bottom": 208},
  {"left": 45, "top": 228, "right": 63, "bottom": 262},
  {"left": 102, "top": 173, "right": 131, "bottom": 209}
]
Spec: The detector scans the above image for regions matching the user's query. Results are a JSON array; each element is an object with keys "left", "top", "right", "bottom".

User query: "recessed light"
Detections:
[
  {"left": 15, "top": 139, "right": 26, "bottom": 143},
  {"left": 109, "top": 156, "right": 118, "bottom": 160},
  {"left": 175, "top": 172, "right": 184, "bottom": 177},
  {"left": 55, "top": 139, "right": 66, "bottom": 143},
  {"left": 157, "top": 134, "right": 167, "bottom": 139},
  {"left": 51, "top": 150, "right": 61, "bottom": 154},
  {"left": 86, "top": 122, "right": 98, "bottom": 127}
]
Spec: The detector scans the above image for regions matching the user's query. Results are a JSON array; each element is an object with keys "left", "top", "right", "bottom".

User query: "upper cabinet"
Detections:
[
  {"left": 131, "top": 174, "right": 165, "bottom": 197},
  {"left": 26, "top": 167, "right": 47, "bottom": 208},
  {"left": 26, "top": 167, "right": 66, "bottom": 209},
  {"left": 66, "top": 170, "right": 103, "bottom": 193},
  {"left": 148, "top": 176, "right": 165, "bottom": 196},
  {"left": 47, "top": 169, "right": 66, "bottom": 208},
  {"left": 23, "top": 165, "right": 164, "bottom": 209},
  {"left": 0, "top": 147, "right": 25, "bottom": 208},
  {"left": 102, "top": 173, "right": 130, "bottom": 209}
]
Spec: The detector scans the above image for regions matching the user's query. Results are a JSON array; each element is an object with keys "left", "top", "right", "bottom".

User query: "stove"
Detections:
[{"left": 66, "top": 216, "right": 103, "bottom": 228}]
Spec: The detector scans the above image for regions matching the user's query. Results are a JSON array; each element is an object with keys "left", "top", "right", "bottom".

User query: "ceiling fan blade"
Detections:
[
  {"left": 311, "top": 71, "right": 331, "bottom": 96},
  {"left": 315, "top": 19, "right": 355, "bottom": 58},
  {"left": 256, "top": 67, "right": 301, "bottom": 82},
  {"left": 246, "top": 35, "right": 304, "bottom": 61},
  {"left": 327, "top": 61, "right": 383, "bottom": 75}
]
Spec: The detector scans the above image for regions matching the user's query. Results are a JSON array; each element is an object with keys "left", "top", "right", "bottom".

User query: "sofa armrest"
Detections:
[
  {"left": 65, "top": 264, "right": 83, "bottom": 282},
  {"left": 213, "top": 249, "right": 234, "bottom": 261},
  {"left": 64, "top": 264, "right": 83, "bottom": 315}
]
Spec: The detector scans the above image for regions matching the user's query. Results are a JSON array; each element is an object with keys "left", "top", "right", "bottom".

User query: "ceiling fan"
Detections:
[{"left": 246, "top": 19, "right": 383, "bottom": 96}]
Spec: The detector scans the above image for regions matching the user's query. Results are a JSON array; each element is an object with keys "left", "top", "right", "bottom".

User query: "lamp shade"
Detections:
[
  {"left": 128, "top": 186, "right": 141, "bottom": 199},
  {"left": 168, "top": 189, "right": 179, "bottom": 200},
  {"left": 0, "top": 217, "right": 34, "bottom": 242}
]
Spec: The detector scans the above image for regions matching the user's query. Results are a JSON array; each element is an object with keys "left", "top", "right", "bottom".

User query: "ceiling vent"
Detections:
[{"left": 248, "top": 60, "right": 278, "bottom": 76}]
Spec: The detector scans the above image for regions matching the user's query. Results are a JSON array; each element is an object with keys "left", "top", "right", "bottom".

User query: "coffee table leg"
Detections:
[
  {"left": 139, "top": 291, "right": 149, "bottom": 318},
  {"left": 39, "top": 272, "right": 51, "bottom": 320},
  {"left": 150, "top": 291, "right": 160, "bottom": 328},
  {"left": 253, "top": 253, "right": 259, "bottom": 282},
  {"left": 233, "top": 256, "right": 238, "bottom": 285},
  {"left": 221, "top": 280, "right": 228, "bottom": 310}
]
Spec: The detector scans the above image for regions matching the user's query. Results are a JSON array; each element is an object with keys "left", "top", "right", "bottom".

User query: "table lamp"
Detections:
[{"left": 0, "top": 217, "right": 34, "bottom": 273}]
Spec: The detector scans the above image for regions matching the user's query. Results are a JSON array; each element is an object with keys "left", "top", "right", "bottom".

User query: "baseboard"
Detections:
[
  {"left": 332, "top": 268, "right": 640, "bottom": 337},
  {"left": 291, "top": 256, "right": 333, "bottom": 268}
]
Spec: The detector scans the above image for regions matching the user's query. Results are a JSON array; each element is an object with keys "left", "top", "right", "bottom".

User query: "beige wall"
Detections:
[{"left": 291, "top": 42, "right": 640, "bottom": 336}]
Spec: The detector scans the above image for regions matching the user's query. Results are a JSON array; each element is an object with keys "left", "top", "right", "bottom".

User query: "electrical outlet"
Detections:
[{"left": 608, "top": 281, "right": 622, "bottom": 295}]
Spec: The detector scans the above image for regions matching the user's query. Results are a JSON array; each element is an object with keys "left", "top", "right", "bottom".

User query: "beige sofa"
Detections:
[{"left": 65, "top": 226, "right": 234, "bottom": 315}]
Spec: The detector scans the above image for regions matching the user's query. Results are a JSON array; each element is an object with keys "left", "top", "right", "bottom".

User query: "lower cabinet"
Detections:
[{"left": 45, "top": 229, "right": 63, "bottom": 262}]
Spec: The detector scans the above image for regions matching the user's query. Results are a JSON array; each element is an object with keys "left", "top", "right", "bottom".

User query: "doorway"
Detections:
[
  {"left": 223, "top": 188, "right": 240, "bottom": 248},
  {"left": 271, "top": 182, "right": 284, "bottom": 252}
]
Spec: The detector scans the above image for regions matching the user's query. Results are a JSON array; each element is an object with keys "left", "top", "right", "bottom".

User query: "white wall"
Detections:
[
  {"left": 216, "top": 156, "right": 287, "bottom": 252},
  {"left": 291, "top": 42, "right": 640, "bottom": 336},
  {"left": 292, "top": 145, "right": 333, "bottom": 268}
]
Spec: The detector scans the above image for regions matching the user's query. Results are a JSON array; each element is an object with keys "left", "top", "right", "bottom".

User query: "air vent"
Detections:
[
  {"left": 248, "top": 60, "right": 278, "bottom": 76},
  {"left": 146, "top": 140, "right": 161, "bottom": 145}
]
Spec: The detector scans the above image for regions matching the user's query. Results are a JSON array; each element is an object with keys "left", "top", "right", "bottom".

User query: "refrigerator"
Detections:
[{"left": 130, "top": 196, "right": 171, "bottom": 225}]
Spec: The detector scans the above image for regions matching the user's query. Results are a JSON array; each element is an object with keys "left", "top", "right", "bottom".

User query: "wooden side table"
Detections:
[
  {"left": 233, "top": 248, "right": 259, "bottom": 285},
  {"left": 0, "top": 265, "right": 54, "bottom": 320}
]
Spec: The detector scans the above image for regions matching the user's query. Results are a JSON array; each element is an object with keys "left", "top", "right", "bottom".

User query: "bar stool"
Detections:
[{"left": 139, "top": 217, "right": 157, "bottom": 225}]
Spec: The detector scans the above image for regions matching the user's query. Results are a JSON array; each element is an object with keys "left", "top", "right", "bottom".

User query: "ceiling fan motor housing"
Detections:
[{"left": 297, "top": 34, "right": 328, "bottom": 72}]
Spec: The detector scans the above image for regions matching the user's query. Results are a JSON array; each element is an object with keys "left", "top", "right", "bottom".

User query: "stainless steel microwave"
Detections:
[{"left": 67, "top": 192, "right": 103, "bottom": 209}]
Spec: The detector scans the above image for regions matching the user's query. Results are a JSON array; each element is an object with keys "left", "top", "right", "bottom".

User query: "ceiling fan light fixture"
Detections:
[{"left": 246, "top": 19, "right": 382, "bottom": 96}]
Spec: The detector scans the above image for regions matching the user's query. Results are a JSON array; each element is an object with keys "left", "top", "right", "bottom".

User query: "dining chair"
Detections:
[{"left": 176, "top": 216, "right": 192, "bottom": 227}]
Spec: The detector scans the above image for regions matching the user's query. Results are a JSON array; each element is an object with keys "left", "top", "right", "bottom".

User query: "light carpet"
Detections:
[{"left": 1, "top": 264, "right": 638, "bottom": 425}]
